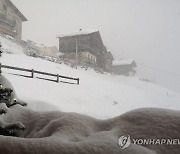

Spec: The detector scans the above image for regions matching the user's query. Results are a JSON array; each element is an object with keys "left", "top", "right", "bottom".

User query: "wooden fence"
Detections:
[{"left": 0, "top": 63, "right": 80, "bottom": 85}]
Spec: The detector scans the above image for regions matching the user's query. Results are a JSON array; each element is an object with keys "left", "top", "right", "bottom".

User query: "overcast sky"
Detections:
[{"left": 11, "top": 0, "right": 180, "bottom": 92}]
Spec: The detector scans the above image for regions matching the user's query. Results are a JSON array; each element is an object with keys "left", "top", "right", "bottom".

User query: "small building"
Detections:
[
  {"left": 0, "top": 0, "right": 27, "bottom": 41},
  {"left": 37, "top": 46, "right": 64, "bottom": 58},
  {"left": 57, "top": 30, "right": 114, "bottom": 72},
  {"left": 113, "top": 59, "right": 136, "bottom": 76}
]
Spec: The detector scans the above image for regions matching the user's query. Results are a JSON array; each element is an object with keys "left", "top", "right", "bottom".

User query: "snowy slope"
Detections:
[
  {"left": 1, "top": 36, "right": 180, "bottom": 119},
  {"left": 0, "top": 35, "right": 24, "bottom": 54}
]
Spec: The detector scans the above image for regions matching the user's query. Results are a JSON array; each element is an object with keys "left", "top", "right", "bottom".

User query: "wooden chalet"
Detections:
[{"left": 0, "top": 0, "right": 27, "bottom": 41}]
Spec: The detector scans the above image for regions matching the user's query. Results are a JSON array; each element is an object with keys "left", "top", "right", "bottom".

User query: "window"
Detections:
[
  {"left": 88, "top": 54, "right": 90, "bottom": 60},
  {"left": 79, "top": 40, "right": 86, "bottom": 45},
  {"left": 3, "top": 5, "right": 7, "bottom": 11}
]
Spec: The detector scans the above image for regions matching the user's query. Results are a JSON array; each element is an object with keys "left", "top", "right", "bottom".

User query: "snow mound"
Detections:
[{"left": 1, "top": 106, "right": 180, "bottom": 154}]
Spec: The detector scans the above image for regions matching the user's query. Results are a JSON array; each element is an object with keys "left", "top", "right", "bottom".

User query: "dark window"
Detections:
[
  {"left": 79, "top": 40, "right": 86, "bottom": 44},
  {"left": 3, "top": 5, "right": 7, "bottom": 11},
  {"left": 13, "top": 20, "right": 16, "bottom": 25}
]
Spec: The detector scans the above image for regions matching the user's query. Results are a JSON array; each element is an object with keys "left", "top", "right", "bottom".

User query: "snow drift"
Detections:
[{"left": 1, "top": 105, "right": 180, "bottom": 154}]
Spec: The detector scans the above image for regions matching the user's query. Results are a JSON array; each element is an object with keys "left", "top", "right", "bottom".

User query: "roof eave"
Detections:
[{"left": 6, "top": 0, "right": 27, "bottom": 21}]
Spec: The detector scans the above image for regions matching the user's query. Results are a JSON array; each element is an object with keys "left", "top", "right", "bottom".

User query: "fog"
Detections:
[{"left": 11, "top": 0, "right": 180, "bottom": 93}]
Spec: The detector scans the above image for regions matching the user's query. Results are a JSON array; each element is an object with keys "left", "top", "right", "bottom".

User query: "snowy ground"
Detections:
[{"left": 1, "top": 35, "right": 180, "bottom": 119}]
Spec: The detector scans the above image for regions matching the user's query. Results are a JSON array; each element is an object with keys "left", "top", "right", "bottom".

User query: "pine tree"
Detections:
[
  {"left": 0, "top": 42, "right": 13, "bottom": 108},
  {"left": 0, "top": 43, "right": 26, "bottom": 108},
  {"left": 0, "top": 84, "right": 14, "bottom": 107}
]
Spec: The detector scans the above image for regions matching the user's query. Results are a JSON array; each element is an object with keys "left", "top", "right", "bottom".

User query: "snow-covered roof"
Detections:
[
  {"left": 113, "top": 59, "right": 134, "bottom": 66},
  {"left": 57, "top": 30, "right": 99, "bottom": 38},
  {"left": 6, "top": 0, "right": 27, "bottom": 21}
]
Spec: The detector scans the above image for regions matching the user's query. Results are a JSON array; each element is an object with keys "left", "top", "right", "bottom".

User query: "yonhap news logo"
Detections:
[
  {"left": 118, "top": 135, "right": 180, "bottom": 149},
  {"left": 118, "top": 135, "right": 131, "bottom": 149}
]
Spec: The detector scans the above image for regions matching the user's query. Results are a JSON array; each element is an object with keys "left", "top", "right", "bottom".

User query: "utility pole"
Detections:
[
  {"left": 75, "top": 38, "right": 78, "bottom": 69},
  {"left": 0, "top": 42, "right": 2, "bottom": 74},
  {"left": 75, "top": 29, "right": 82, "bottom": 69}
]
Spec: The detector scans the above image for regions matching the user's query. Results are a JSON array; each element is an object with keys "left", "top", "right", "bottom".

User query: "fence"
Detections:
[{"left": 0, "top": 63, "right": 80, "bottom": 85}]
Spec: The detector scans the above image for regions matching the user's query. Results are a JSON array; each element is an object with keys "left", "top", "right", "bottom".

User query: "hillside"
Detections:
[{"left": 1, "top": 35, "right": 180, "bottom": 119}]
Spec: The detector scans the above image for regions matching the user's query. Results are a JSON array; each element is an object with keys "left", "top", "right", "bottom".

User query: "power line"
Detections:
[
  {"left": 136, "top": 62, "right": 180, "bottom": 77},
  {"left": 115, "top": 58, "right": 180, "bottom": 77}
]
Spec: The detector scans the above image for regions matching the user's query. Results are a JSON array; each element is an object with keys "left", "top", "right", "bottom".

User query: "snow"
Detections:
[
  {"left": 0, "top": 35, "right": 24, "bottom": 54},
  {"left": 37, "top": 46, "right": 64, "bottom": 57},
  {"left": 113, "top": 59, "right": 134, "bottom": 66},
  {"left": 57, "top": 30, "right": 99, "bottom": 38},
  {"left": 1, "top": 35, "right": 180, "bottom": 119}
]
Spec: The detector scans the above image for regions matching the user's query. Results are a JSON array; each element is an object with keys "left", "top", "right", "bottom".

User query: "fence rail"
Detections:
[{"left": 0, "top": 63, "right": 79, "bottom": 84}]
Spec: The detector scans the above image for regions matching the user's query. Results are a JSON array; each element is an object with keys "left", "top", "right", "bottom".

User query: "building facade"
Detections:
[
  {"left": 104, "top": 51, "right": 114, "bottom": 72},
  {"left": 0, "top": 0, "right": 27, "bottom": 41},
  {"left": 113, "top": 59, "right": 137, "bottom": 76},
  {"left": 64, "top": 51, "right": 96, "bottom": 65},
  {"left": 57, "top": 30, "right": 114, "bottom": 72}
]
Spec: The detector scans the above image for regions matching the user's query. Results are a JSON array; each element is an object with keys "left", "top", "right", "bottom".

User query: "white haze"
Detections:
[{"left": 11, "top": 0, "right": 180, "bottom": 93}]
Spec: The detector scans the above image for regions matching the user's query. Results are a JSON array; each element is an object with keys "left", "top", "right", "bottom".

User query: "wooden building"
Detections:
[
  {"left": 57, "top": 30, "right": 114, "bottom": 72},
  {"left": 113, "top": 59, "right": 136, "bottom": 76},
  {"left": 0, "top": 0, "right": 27, "bottom": 41},
  {"left": 64, "top": 51, "right": 96, "bottom": 65}
]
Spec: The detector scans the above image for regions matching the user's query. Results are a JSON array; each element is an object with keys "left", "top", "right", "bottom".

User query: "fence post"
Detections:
[
  {"left": 57, "top": 74, "right": 59, "bottom": 83},
  {"left": 31, "top": 69, "right": 34, "bottom": 78},
  {"left": 77, "top": 78, "right": 80, "bottom": 85}
]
